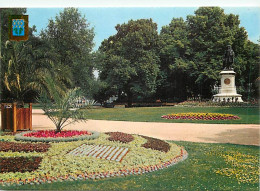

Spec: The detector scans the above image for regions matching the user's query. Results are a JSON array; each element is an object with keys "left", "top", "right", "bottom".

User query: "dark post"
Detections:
[
  {"left": 12, "top": 103, "right": 17, "bottom": 132},
  {"left": 29, "top": 103, "right": 32, "bottom": 130}
]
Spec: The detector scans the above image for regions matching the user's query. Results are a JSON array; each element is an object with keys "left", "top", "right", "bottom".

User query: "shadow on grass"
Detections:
[{"left": 199, "top": 127, "right": 260, "bottom": 146}]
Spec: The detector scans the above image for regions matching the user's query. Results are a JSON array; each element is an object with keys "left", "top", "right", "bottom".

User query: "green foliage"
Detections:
[
  {"left": 1, "top": 8, "right": 72, "bottom": 103},
  {"left": 1, "top": 37, "right": 71, "bottom": 103},
  {"left": 157, "top": 7, "right": 259, "bottom": 100},
  {"left": 0, "top": 8, "right": 27, "bottom": 49},
  {"left": 40, "top": 8, "right": 95, "bottom": 97},
  {"left": 157, "top": 17, "right": 191, "bottom": 100},
  {"left": 98, "top": 19, "right": 160, "bottom": 106},
  {"left": 38, "top": 77, "right": 87, "bottom": 132}
]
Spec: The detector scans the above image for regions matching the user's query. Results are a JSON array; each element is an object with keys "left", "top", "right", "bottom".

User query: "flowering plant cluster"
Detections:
[
  {"left": 106, "top": 132, "right": 134, "bottom": 143},
  {"left": 177, "top": 100, "right": 259, "bottom": 108},
  {"left": 14, "top": 130, "right": 100, "bottom": 143},
  {"left": 0, "top": 157, "right": 42, "bottom": 173},
  {"left": 0, "top": 133, "right": 187, "bottom": 187},
  {"left": 141, "top": 135, "right": 170, "bottom": 153},
  {"left": 215, "top": 152, "right": 259, "bottom": 184},
  {"left": 23, "top": 130, "right": 92, "bottom": 138},
  {"left": 0, "top": 141, "right": 50, "bottom": 152},
  {"left": 161, "top": 112, "right": 240, "bottom": 120}
]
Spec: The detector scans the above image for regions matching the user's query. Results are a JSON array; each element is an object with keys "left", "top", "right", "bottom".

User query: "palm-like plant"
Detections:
[
  {"left": 1, "top": 36, "right": 72, "bottom": 104},
  {"left": 38, "top": 77, "right": 90, "bottom": 132}
]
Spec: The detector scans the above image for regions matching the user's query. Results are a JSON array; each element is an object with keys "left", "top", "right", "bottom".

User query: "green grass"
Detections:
[
  {"left": 81, "top": 106, "right": 259, "bottom": 124},
  {"left": 3, "top": 141, "right": 259, "bottom": 190}
]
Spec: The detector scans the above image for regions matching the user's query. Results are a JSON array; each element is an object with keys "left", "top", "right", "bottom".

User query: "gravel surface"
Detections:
[{"left": 2, "top": 109, "right": 260, "bottom": 146}]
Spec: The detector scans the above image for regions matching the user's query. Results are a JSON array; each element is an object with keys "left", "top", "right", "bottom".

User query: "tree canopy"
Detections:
[
  {"left": 1, "top": 7, "right": 258, "bottom": 104},
  {"left": 40, "top": 8, "right": 95, "bottom": 97},
  {"left": 156, "top": 7, "right": 259, "bottom": 101},
  {"left": 98, "top": 19, "right": 160, "bottom": 106}
]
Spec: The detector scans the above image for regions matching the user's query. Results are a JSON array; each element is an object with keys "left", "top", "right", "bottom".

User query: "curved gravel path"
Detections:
[{"left": 29, "top": 109, "right": 260, "bottom": 146}]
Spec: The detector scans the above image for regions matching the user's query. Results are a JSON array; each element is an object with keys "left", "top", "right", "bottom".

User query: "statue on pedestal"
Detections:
[
  {"left": 223, "top": 45, "right": 234, "bottom": 70},
  {"left": 213, "top": 44, "right": 243, "bottom": 102}
]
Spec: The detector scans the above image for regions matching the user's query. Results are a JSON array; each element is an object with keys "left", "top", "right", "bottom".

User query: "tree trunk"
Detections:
[
  {"left": 55, "top": 125, "right": 62, "bottom": 133},
  {"left": 127, "top": 91, "right": 133, "bottom": 108}
]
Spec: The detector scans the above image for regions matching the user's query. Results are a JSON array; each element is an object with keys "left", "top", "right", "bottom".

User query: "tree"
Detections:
[
  {"left": 98, "top": 19, "right": 160, "bottom": 107},
  {"left": 38, "top": 77, "right": 86, "bottom": 133},
  {"left": 158, "top": 7, "right": 257, "bottom": 100},
  {"left": 0, "top": 8, "right": 26, "bottom": 49},
  {"left": 1, "top": 36, "right": 72, "bottom": 103},
  {"left": 186, "top": 7, "right": 248, "bottom": 98},
  {"left": 40, "top": 8, "right": 95, "bottom": 96},
  {"left": 157, "top": 17, "right": 191, "bottom": 101},
  {"left": 0, "top": 8, "right": 27, "bottom": 101}
]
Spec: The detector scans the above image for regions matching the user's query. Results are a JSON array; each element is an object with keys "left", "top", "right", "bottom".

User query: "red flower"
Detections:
[{"left": 23, "top": 130, "right": 92, "bottom": 138}]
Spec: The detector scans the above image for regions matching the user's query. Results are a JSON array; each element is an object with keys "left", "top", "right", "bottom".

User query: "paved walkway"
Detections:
[{"left": 30, "top": 109, "right": 260, "bottom": 146}]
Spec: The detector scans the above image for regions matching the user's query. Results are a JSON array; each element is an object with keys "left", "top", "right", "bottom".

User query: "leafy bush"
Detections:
[{"left": 38, "top": 77, "right": 95, "bottom": 132}]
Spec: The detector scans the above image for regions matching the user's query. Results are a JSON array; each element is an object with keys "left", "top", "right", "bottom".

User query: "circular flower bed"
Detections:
[
  {"left": 14, "top": 130, "right": 100, "bottom": 142},
  {"left": 23, "top": 130, "right": 92, "bottom": 138},
  {"left": 161, "top": 112, "right": 240, "bottom": 120},
  {"left": 0, "top": 132, "right": 188, "bottom": 187}
]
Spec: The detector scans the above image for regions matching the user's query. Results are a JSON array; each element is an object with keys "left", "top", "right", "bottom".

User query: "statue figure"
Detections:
[{"left": 223, "top": 45, "right": 235, "bottom": 70}]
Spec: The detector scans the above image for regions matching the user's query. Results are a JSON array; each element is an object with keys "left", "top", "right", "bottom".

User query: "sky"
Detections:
[{"left": 26, "top": 7, "right": 260, "bottom": 51}]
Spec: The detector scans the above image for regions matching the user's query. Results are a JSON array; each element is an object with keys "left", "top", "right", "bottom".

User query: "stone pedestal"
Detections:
[{"left": 213, "top": 70, "right": 243, "bottom": 102}]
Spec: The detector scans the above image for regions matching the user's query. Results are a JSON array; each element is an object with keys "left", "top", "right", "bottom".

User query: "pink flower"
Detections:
[{"left": 23, "top": 130, "right": 92, "bottom": 138}]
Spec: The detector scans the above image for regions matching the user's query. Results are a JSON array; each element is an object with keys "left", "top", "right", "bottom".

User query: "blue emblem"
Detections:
[{"left": 12, "top": 19, "right": 25, "bottom": 36}]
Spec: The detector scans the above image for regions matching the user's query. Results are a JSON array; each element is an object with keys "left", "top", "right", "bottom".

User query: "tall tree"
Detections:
[
  {"left": 1, "top": 8, "right": 71, "bottom": 103},
  {"left": 0, "top": 8, "right": 27, "bottom": 101},
  {"left": 1, "top": 34, "right": 72, "bottom": 103},
  {"left": 40, "top": 8, "right": 95, "bottom": 96},
  {"left": 157, "top": 18, "right": 192, "bottom": 101},
  {"left": 158, "top": 7, "right": 257, "bottom": 100},
  {"left": 186, "top": 7, "right": 248, "bottom": 98},
  {"left": 98, "top": 19, "right": 160, "bottom": 107},
  {"left": 0, "top": 8, "right": 26, "bottom": 49}
]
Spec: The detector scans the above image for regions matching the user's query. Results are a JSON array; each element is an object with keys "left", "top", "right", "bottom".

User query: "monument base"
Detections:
[
  {"left": 213, "top": 70, "right": 243, "bottom": 102},
  {"left": 213, "top": 94, "right": 243, "bottom": 102}
]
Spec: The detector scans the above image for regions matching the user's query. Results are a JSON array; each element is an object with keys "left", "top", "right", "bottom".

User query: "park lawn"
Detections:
[
  {"left": 4, "top": 141, "right": 259, "bottom": 191},
  {"left": 81, "top": 106, "right": 259, "bottom": 124}
]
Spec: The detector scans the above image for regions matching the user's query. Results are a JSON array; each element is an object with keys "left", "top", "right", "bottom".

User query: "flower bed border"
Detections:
[
  {"left": 0, "top": 147, "right": 188, "bottom": 187},
  {"left": 14, "top": 130, "right": 100, "bottom": 142}
]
